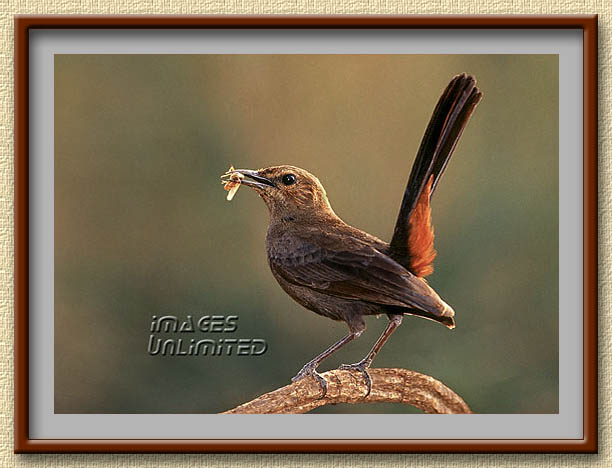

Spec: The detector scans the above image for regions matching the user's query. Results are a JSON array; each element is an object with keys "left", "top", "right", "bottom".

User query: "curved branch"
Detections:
[{"left": 222, "top": 368, "right": 471, "bottom": 414}]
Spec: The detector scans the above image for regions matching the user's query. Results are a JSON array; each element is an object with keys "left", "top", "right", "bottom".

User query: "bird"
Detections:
[{"left": 221, "top": 74, "right": 482, "bottom": 397}]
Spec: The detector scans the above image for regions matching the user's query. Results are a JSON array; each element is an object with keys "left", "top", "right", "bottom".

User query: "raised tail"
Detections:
[{"left": 389, "top": 74, "right": 483, "bottom": 275}]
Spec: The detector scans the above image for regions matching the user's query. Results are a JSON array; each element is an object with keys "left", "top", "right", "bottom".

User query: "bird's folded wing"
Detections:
[{"left": 268, "top": 238, "right": 446, "bottom": 315}]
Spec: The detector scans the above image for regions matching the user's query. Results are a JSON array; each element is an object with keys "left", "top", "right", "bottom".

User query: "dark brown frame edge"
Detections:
[{"left": 14, "top": 14, "right": 598, "bottom": 454}]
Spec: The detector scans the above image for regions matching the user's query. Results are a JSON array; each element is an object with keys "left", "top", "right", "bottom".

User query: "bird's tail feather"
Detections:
[{"left": 389, "top": 74, "right": 482, "bottom": 273}]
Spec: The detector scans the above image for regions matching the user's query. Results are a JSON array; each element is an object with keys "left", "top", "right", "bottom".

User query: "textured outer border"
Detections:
[{"left": 13, "top": 14, "right": 598, "bottom": 454}]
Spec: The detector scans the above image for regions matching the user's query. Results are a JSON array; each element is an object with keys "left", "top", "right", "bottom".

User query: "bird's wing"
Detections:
[{"left": 268, "top": 234, "right": 449, "bottom": 317}]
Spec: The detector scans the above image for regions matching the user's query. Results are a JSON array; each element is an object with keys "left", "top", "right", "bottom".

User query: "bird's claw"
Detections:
[
  {"left": 339, "top": 361, "right": 372, "bottom": 397},
  {"left": 291, "top": 363, "right": 328, "bottom": 398}
]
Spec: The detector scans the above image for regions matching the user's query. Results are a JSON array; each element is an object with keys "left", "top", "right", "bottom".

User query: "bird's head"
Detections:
[{"left": 225, "top": 165, "right": 335, "bottom": 219}]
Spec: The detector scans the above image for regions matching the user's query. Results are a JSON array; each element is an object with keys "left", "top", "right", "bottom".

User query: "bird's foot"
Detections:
[
  {"left": 291, "top": 362, "right": 328, "bottom": 398},
  {"left": 338, "top": 360, "right": 372, "bottom": 397}
]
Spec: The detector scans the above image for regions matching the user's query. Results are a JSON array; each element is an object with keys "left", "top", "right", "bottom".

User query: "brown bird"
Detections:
[{"left": 223, "top": 74, "right": 482, "bottom": 397}]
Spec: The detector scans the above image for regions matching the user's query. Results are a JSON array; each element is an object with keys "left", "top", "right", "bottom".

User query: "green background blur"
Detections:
[{"left": 55, "top": 54, "right": 558, "bottom": 414}]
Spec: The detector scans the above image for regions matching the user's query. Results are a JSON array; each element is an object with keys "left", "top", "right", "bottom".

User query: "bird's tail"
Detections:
[{"left": 389, "top": 74, "right": 483, "bottom": 274}]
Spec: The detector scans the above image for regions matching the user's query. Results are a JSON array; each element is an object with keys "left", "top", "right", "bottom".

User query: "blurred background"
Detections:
[{"left": 55, "top": 54, "right": 558, "bottom": 414}]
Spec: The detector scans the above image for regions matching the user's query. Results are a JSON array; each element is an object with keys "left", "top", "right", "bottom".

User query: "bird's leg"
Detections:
[
  {"left": 339, "top": 314, "right": 403, "bottom": 397},
  {"left": 292, "top": 330, "right": 362, "bottom": 398}
]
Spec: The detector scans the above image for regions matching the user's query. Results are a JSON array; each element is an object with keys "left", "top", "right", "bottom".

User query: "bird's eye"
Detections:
[{"left": 282, "top": 173, "right": 297, "bottom": 186}]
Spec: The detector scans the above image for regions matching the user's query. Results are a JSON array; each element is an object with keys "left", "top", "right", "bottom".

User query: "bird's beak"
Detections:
[{"left": 232, "top": 169, "right": 276, "bottom": 189}]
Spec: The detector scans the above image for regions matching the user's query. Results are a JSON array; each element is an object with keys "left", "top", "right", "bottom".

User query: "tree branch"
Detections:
[{"left": 222, "top": 368, "right": 471, "bottom": 414}]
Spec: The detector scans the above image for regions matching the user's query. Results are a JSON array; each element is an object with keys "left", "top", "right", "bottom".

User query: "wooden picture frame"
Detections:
[{"left": 14, "top": 15, "right": 598, "bottom": 453}]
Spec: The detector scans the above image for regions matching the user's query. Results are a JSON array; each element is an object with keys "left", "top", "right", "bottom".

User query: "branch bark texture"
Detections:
[{"left": 222, "top": 368, "right": 471, "bottom": 414}]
